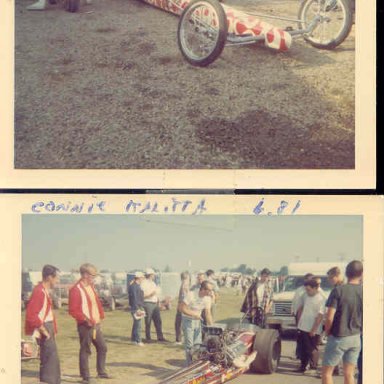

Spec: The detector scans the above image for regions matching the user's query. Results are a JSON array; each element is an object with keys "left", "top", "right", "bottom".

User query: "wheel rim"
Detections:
[
  {"left": 179, "top": 2, "right": 222, "bottom": 62},
  {"left": 301, "top": 0, "right": 347, "bottom": 45}
]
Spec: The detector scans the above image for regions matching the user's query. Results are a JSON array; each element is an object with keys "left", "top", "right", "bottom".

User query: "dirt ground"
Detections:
[
  {"left": 15, "top": 0, "right": 355, "bottom": 169},
  {"left": 21, "top": 288, "right": 347, "bottom": 384}
]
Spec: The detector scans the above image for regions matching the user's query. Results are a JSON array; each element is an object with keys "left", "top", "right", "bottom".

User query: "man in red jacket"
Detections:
[
  {"left": 69, "top": 263, "right": 110, "bottom": 384},
  {"left": 25, "top": 264, "right": 61, "bottom": 384}
]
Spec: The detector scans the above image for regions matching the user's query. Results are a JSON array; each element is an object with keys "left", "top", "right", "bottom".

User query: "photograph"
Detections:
[
  {"left": 12, "top": 0, "right": 363, "bottom": 171},
  {"left": 0, "top": 194, "right": 381, "bottom": 384},
  {"left": 3, "top": 194, "right": 377, "bottom": 384}
]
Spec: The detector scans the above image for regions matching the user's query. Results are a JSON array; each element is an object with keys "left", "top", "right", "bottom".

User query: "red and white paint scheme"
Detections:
[
  {"left": 141, "top": 0, "right": 292, "bottom": 51},
  {"left": 223, "top": 6, "right": 292, "bottom": 50}
]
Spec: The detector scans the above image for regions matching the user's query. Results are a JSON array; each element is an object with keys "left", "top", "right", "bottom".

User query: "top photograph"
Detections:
[{"left": 1, "top": 0, "right": 376, "bottom": 188}]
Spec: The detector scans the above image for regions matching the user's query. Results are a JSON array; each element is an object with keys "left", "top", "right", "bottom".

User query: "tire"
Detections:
[
  {"left": 298, "top": 0, "right": 353, "bottom": 49},
  {"left": 65, "top": 0, "right": 80, "bottom": 12},
  {"left": 177, "top": 0, "right": 228, "bottom": 66},
  {"left": 250, "top": 329, "right": 281, "bottom": 374}
]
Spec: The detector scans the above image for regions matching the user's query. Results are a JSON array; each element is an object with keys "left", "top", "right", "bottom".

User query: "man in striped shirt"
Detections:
[
  {"left": 69, "top": 263, "right": 110, "bottom": 384},
  {"left": 25, "top": 264, "right": 61, "bottom": 384}
]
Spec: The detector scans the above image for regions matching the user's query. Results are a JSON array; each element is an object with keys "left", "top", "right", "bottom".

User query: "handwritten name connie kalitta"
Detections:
[{"left": 30, "top": 198, "right": 208, "bottom": 215}]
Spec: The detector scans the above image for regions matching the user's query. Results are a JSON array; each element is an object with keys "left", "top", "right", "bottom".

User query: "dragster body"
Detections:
[
  {"left": 141, "top": 0, "right": 292, "bottom": 51},
  {"left": 158, "top": 324, "right": 281, "bottom": 384}
]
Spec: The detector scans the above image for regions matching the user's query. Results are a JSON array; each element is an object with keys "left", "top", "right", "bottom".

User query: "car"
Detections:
[
  {"left": 266, "top": 262, "right": 347, "bottom": 333},
  {"left": 158, "top": 322, "right": 281, "bottom": 383}
]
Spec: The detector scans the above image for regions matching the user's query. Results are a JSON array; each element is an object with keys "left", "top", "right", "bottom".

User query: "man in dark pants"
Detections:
[
  {"left": 326, "top": 266, "right": 344, "bottom": 375},
  {"left": 296, "top": 278, "right": 325, "bottom": 372},
  {"left": 240, "top": 268, "right": 274, "bottom": 327},
  {"left": 25, "top": 265, "right": 61, "bottom": 384},
  {"left": 69, "top": 263, "right": 110, "bottom": 384},
  {"left": 128, "top": 271, "right": 145, "bottom": 346},
  {"left": 141, "top": 268, "right": 167, "bottom": 342}
]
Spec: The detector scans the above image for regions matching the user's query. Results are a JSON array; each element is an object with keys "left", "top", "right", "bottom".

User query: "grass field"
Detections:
[{"left": 22, "top": 287, "right": 247, "bottom": 383}]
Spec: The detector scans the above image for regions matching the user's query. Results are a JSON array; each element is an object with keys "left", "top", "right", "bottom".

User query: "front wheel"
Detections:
[
  {"left": 177, "top": 0, "right": 228, "bottom": 66},
  {"left": 298, "top": 0, "right": 353, "bottom": 49}
]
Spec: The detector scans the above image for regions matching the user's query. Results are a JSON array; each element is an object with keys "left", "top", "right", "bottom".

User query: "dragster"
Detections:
[
  {"left": 157, "top": 323, "right": 281, "bottom": 384},
  {"left": 137, "top": 0, "right": 353, "bottom": 66}
]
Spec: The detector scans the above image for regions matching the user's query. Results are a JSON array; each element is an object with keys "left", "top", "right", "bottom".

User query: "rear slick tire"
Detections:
[
  {"left": 177, "top": 0, "right": 228, "bottom": 66},
  {"left": 250, "top": 329, "right": 281, "bottom": 374}
]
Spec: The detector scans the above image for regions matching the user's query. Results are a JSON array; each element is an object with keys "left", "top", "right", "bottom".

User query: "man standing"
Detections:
[
  {"left": 206, "top": 269, "right": 219, "bottom": 320},
  {"left": 179, "top": 281, "right": 213, "bottom": 365},
  {"left": 327, "top": 267, "right": 344, "bottom": 287},
  {"left": 292, "top": 273, "right": 315, "bottom": 318},
  {"left": 175, "top": 271, "right": 191, "bottom": 344},
  {"left": 241, "top": 268, "right": 273, "bottom": 327},
  {"left": 190, "top": 272, "right": 206, "bottom": 291},
  {"left": 326, "top": 266, "right": 344, "bottom": 376},
  {"left": 69, "top": 264, "right": 110, "bottom": 384},
  {"left": 296, "top": 278, "right": 326, "bottom": 373},
  {"left": 25, "top": 265, "right": 61, "bottom": 384},
  {"left": 128, "top": 271, "right": 145, "bottom": 346},
  {"left": 141, "top": 268, "right": 167, "bottom": 342},
  {"left": 321, "top": 260, "right": 363, "bottom": 384},
  {"left": 292, "top": 273, "right": 327, "bottom": 360}
]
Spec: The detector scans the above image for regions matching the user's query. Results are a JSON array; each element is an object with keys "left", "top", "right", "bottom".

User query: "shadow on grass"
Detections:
[
  {"left": 164, "top": 359, "right": 185, "bottom": 367},
  {"left": 107, "top": 362, "right": 176, "bottom": 378},
  {"left": 104, "top": 335, "right": 131, "bottom": 344},
  {"left": 21, "top": 369, "right": 38, "bottom": 378},
  {"left": 214, "top": 317, "right": 243, "bottom": 326}
]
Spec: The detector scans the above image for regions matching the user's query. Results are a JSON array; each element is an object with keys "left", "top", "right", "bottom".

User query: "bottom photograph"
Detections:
[{"left": 20, "top": 213, "right": 363, "bottom": 384}]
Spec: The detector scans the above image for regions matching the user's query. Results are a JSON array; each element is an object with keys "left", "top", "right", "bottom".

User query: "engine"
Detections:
[{"left": 197, "top": 325, "right": 249, "bottom": 368}]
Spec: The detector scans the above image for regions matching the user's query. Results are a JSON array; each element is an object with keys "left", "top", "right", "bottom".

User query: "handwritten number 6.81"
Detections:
[{"left": 253, "top": 199, "right": 301, "bottom": 215}]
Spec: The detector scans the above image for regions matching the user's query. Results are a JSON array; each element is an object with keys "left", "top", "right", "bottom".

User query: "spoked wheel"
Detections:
[
  {"left": 298, "top": 0, "right": 353, "bottom": 49},
  {"left": 64, "top": 0, "right": 80, "bottom": 12},
  {"left": 177, "top": 0, "right": 228, "bottom": 66}
]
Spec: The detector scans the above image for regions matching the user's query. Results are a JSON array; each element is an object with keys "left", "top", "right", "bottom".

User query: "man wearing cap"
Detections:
[
  {"left": 69, "top": 263, "right": 110, "bottom": 384},
  {"left": 241, "top": 268, "right": 274, "bottom": 327},
  {"left": 25, "top": 264, "right": 61, "bottom": 384},
  {"left": 141, "top": 268, "right": 167, "bottom": 342},
  {"left": 128, "top": 271, "right": 145, "bottom": 346}
]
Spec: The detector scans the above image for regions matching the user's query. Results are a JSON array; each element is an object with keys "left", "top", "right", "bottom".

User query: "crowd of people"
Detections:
[
  {"left": 289, "top": 262, "right": 363, "bottom": 384},
  {"left": 24, "top": 261, "right": 363, "bottom": 384}
]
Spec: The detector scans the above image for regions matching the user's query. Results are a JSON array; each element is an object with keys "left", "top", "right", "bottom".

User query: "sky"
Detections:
[{"left": 22, "top": 214, "right": 363, "bottom": 273}]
